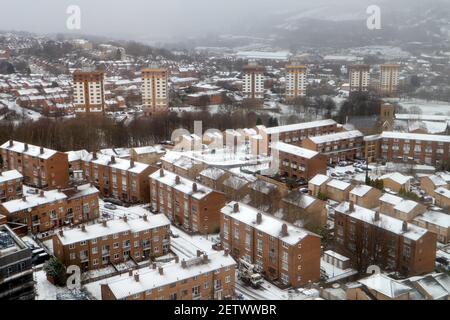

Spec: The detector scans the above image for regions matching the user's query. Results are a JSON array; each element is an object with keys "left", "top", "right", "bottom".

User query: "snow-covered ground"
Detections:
[
  {"left": 1, "top": 98, "right": 42, "bottom": 122},
  {"left": 387, "top": 98, "right": 450, "bottom": 115},
  {"left": 34, "top": 269, "right": 91, "bottom": 300}
]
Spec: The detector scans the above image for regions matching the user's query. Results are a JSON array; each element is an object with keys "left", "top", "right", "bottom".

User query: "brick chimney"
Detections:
[
  {"left": 224, "top": 249, "right": 229, "bottom": 256},
  {"left": 233, "top": 203, "right": 239, "bottom": 213},
  {"left": 129, "top": 159, "right": 135, "bottom": 168},
  {"left": 143, "top": 214, "right": 148, "bottom": 221},
  {"left": 134, "top": 273, "right": 140, "bottom": 282},
  {"left": 158, "top": 266, "right": 164, "bottom": 275},
  {"left": 175, "top": 256, "right": 179, "bottom": 263},
  {"left": 192, "top": 183, "right": 198, "bottom": 192},
  {"left": 39, "top": 190, "right": 44, "bottom": 197},
  {"left": 24, "top": 143, "right": 28, "bottom": 151},
  {"left": 40, "top": 146, "right": 44, "bottom": 154},
  {"left": 159, "top": 168, "right": 164, "bottom": 177},
  {"left": 59, "top": 230, "right": 64, "bottom": 237},
  {"left": 81, "top": 225, "right": 86, "bottom": 232},
  {"left": 202, "top": 254, "right": 208, "bottom": 263},
  {"left": 256, "top": 212, "right": 262, "bottom": 224},
  {"left": 175, "top": 176, "right": 181, "bottom": 185},
  {"left": 374, "top": 211, "right": 380, "bottom": 221},
  {"left": 349, "top": 201, "right": 355, "bottom": 212},
  {"left": 9, "top": 140, "right": 13, "bottom": 147},
  {"left": 102, "top": 220, "right": 107, "bottom": 227},
  {"left": 110, "top": 156, "right": 115, "bottom": 164},
  {"left": 196, "top": 249, "right": 202, "bottom": 257},
  {"left": 128, "top": 269, "right": 133, "bottom": 276},
  {"left": 93, "top": 150, "right": 98, "bottom": 160},
  {"left": 152, "top": 263, "right": 157, "bottom": 269},
  {"left": 22, "top": 196, "right": 27, "bottom": 202},
  {"left": 281, "top": 223, "right": 288, "bottom": 237},
  {"left": 181, "top": 259, "right": 187, "bottom": 268},
  {"left": 402, "top": 221, "right": 408, "bottom": 232},
  {"left": 123, "top": 215, "right": 128, "bottom": 223}
]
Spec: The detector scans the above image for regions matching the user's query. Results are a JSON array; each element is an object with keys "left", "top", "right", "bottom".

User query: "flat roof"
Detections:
[
  {"left": 380, "top": 131, "right": 450, "bottom": 143},
  {"left": 271, "top": 142, "right": 319, "bottom": 159},
  {"left": 263, "top": 119, "right": 337, "bottom": 135},
  {"left": 0, "top": 140, "right": 58, "bottom": 160},
  {"left": 308, "top": 130, "right": 363, "bottom": 144}
]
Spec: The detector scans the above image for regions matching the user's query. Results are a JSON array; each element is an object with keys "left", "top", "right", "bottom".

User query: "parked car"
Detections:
[{"left": 104, "top": 203, "right": 117, "bottom": 210}]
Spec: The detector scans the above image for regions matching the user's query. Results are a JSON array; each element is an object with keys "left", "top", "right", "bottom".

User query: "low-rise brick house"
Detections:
[
  {"left": 161, "top": 153, "right": 206, "bottom": 180},
  {"left": 347, "top": 273, "right": 413, "bottom": 300},
  {"left": 0, "top": 183, "right": 99, "bottom": 233},
  {"left": 308, "top": 174, "right": 330, "bottom": 197},
  {"left": 334, "top": 201, "right": 436, "bottom": 276},
  {"left": 379, "top": 193, "right": 426, "bottom": 221},
  {"left": 326, "top": 179, "right": 352, "bottom": 202},
  {"left": 0, "top": 140, "right": 69, "bottom": 189},
  {"left": 302, "top": 130, "right": 364, "bottom": 164},
  {"left": 281, "top": 191, "right": 327, "bottom": 231},
  {"left": 150, "top": 169, "right": 226, "bottom": 234},
  {"left": 434, "top": 187, "right": 450, "bottom": 209},
  {"left": 247, "top": 179, "right": 282, "bottom": 214},
  {"left": 222, "top": 175, "right": 250, "bottom": 202},
  {"left": 130, "top": 145, "right": 166, "bottom": 165},
  {"left": 412, "top": 211, "right": 450, "bottom": 244},
  {"left": 0, "top": 170, "right": 23, "bottom": 202},
  {"left": 270, "top": 141, "right": 327, "bottom": 181},
  {"left": 380, "top": 172, "right": 412, "bottom": 193},
  {"left": 198, "top": 167, "right": 230, "bottom": 191},
  {"left": 82, "top": 152, "right": 155, "bottom": 204},
  {"left": 220, "top": 201, "right": 321, "bottom": 288},
  {"left": 53, "top": 214, "right": 171, "bottom": 271},
  {"left": 349, "top": 185, "right": 382, "bottom": 209},
  {"left": 101, "top": 250, "right": 236, "bottom": 300},
  {"left": 420, "top": 173, "right": 450, "bottom": 197}
]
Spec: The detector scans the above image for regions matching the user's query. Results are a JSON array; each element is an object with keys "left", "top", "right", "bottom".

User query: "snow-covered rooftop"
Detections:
[
  {"left": 0, "top": 169, "right": 22, "bottom": 183},
  {"left": 358, "top": 273, "right": 412, "bottom": 298},
  {"left": 380, "top": 172, "right": 412, "bottom": 185},
  {"left": 309, "top": 174, "right": 329, "bottom": 186},
  {"left": 263, "top": 119, "right": 337, "bottom": 135},
  {"left": 435, "top": 187, "right": 450, "bottom": 199},
  {"left": 56, "top": 214, "right": 170, "bottom": 246},
  {"left": 87, "top": 153, "right": 149, "bottom": 174},
  {"left": 199, "top": 167, "right": 227, "bottom": 181},
  {"left": 271, "top": 141, "right": 319, "bottom": 159},
  {"left": 221, "top": 202, "right": 319, "bottom": 245},
  {"left": 103, "top": 251, "right": 235, "bottom": 299},
  {"left": 150, "top": 169, "right": 214, "bottom": 200},
  {"left": 0, "top": 140, "right": 58, "bottom": 160},
  {"left": 379, "top": 193, "right": 403, "bottom": 205},
  {"left": 335, "top": 202, "right": 428, "bottom": 241},
  {"left": 350, "top": 185, "right": 373, "bottom": 197},
  {"left": 380, "top": 131, "right": 450, "bottom": 143},
  {"left": 414, "top": 211, "right": 450, "bottom": 228},
  {"left": 327, "top": 179, "right": 351, "bottom": 191},
  {"left": 308, "top": 130, "right": 363, "bottom": 145},
  {"left": 282, "top": 192, "right": 317, "bottom": 209}
]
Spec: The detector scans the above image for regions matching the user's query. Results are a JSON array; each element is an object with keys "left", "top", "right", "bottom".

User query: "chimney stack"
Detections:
[
  {"left": 102, "top": 220, "right": 107, "bottom": 227},
  {"left": 192, "top": 183, "right": 198, "bottom": 192},
  {"left": 93, "top": 151, "right": 98, "bottom": 160},
  {"left": 129, "top": 159, "right": 135, "bottom": 168},
  {"left": 128, "top": 269, "right": 133, "bottom": 276},
  {"left": 349, "top": 201, "right": 355, "bottom": 212},
  {"left": 256, "top": 212, "right": 262, "bottom": 224},
  {"left": 123, "top": 215, "right": 128, "bottom": 223},
  {"left": 81, "top": 225, "right": 86, "bottom": 232},
  {"left": 22, "top": 196, "right": 26, "bottom": 202},
  {"left": 159, "top": 168, "right": 164, "bottom": 177},
  {"left": 158, "top": 266, "right": 164, "bottom": 275},
  {"left": 281, "top": 223, "right": 288, "bottom": 237},
  {"left": 110, "top": 156, "right": 115, "bottom": 164},
  {"left": 196, "top": 249, "right": 202, "bottom": 257},
  {"left": 57, "top": 187, "right": 62, "bottom": 193},
  {"left": 202, "top": 254, "right": 208, "bottom": 263},
  {"left": 24, "top": 143, "right": 28, "bottom": 151},
  {"left": 152, "top": 263, "right": 157, "bottom": 269},
  {"left": 39, "top": 190, "right": 44, "bottom": 197},
  {"left": 224, "top": 249, "right": 229, "bottom": 256},
  {"left": 175, "top": 176, "right": 181, "bottom": 185},
  {"left": 402, "top": 221, "right": 408, "bottom": 232},
  {"left": 374, "top": 211, "right": 380, "bottom": 221},
  {"left": 59, "top": 230, "right": 64, "bottom": 237},
  {"left": 175, "top": 256, "right": 179, "bottom": 263},
  {"left": 143, "top": 214, "right": 148, "bottom": 221},
  {"left": 0, "top": 171, "right": 2, "bottom": 176},
  {"left": 9, "top": 140, "right": 13, "bottom": 147},
  {"left": 40, "top": 146, "right": 44, "bottom": 154},
  {"left": 233, "top": 203, "right": 239, "bottom": 213},
  {"left": 134, "top": 273, "right": 140, "bottom": 282},
  {"left": 181, "top": 259, "right": 187, "bottom": 268}
]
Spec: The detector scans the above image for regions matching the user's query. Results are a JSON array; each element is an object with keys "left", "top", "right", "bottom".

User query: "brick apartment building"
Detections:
[
  {"left": 242, "top": 62, "right": 265, "bottom": 102},
  {"left": 101, "top": 250, "right": 236, "bottom": 300},
  {"left": 0, "top": 140, "right": 69, "bottom": 189},
  {"left": 150, "top": 169, "right": 226, "bottom": 234},
  {"left": 53, "top": 214, "right": 170, "bottom": 271},
  {"left": 369, "top": 132, "right": 450, "bottom": 167},
  {"left": 379, "top": 64, "right": 400, "bottom": 97},
  {"left": 302, "top": 130, "right": 364, "bottom": 164},
  {"left": 82, "top": 152, "right": 156, "bottom": 203},
  {"left": 270, "top": 141, "right": 327, "bottom": 181},
  {"left": 334, "top": 201, "right": 437, "bottom": 276},
  {"left": 349, "top": 64, "right": 370, "bottom": 92},
  {"left": 141, "top": 67, "right": 169, "bottom": 116},
  {"left": 256, "top": 119, "right": 339, "bottom": 155},
  {"left": 0, "top": 225, "right": 35, "bottom": 300},
  {"left": 420, "top": 172, "right": 450, "bottom": 197},
  {"left": 72, "top": 70, "right": 105, "bottom": 114},
  {"left": 0, "top": 170, "right": 23, "bottom": 202},
  {"left": 220, "top": 202, "right": 321, "bottom": 288},
  {"left": 0, "top": 184, "right": 99, "bottom": 234},
  {"left": 281, "top": 191, "right": 327, "bottom": 231},
  {"left": 285, "top": 64, "right": 307, "bottom": 102}
]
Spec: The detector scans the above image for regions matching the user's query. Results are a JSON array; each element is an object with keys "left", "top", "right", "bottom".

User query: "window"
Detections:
[{"left": 225, "top": 275, "right": 231, "bottom": 283}]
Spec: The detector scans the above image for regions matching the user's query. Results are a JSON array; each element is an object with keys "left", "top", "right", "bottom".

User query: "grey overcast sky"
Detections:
[{"left": 0, "top": 0, "right": 413, "bottom": 40}]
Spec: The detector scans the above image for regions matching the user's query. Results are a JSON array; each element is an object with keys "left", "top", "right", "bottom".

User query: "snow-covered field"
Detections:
[{"left": 387, "top": 98, "right": 450, "bottom": 115}]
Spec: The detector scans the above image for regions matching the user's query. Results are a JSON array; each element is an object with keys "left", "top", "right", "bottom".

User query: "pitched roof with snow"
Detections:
[
  {"left": 380, "top": 131, "right": 450, "bottom": 143},
  {"left": 221, "top": 202, "right": 319, "bottom": 245},
  {"left": 309, "top": 174, "right": 330, "bottom": 186},
  {"left": 0, "top": 170, "right": 22, "bottom": 183},
  {"left": 263, "top": 119, "right": 337, "bottom": 135},
  {"left": 86, "top": 153, "right": 149, "bottom": 174},
  {"left": 380, "top": 172, "right": 412, "bottom": 185},
  {"left": 271, "top": 141, "right": 319, "bottom": 159},
  {"left": 350, "top": 185, "right": 374, "bottom": 197},
  {"left": 435, "top": 187, "right": 450, "bottom": 199},
  {"left": 308, "top": 130, "right": 363, "bottom": 145},
  {"left": 414, "top": 211, "right": 450, "bottom": 228},
  {"left": 0, "top": 140, "right": 58, "bottom": 160},
  {"left": 282, "top": 191, "right": 317, "bottom": 209},
  {"left": 327, "top": 179, "right": 351, "bottom": 191},
  {"left": 358, "top": 273, "right": 412, "bottom": 298},
  {"left": 335, "top": 202, "right": 428, "bottom": 241}
]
